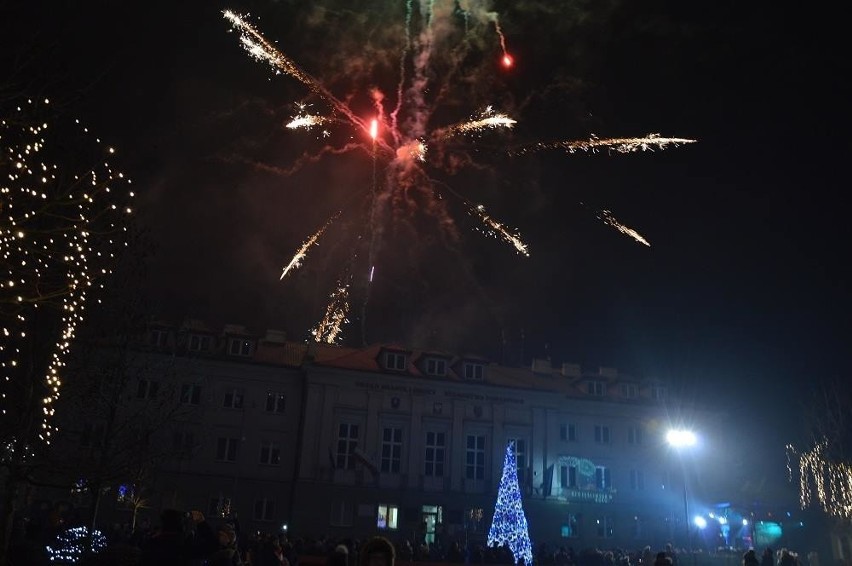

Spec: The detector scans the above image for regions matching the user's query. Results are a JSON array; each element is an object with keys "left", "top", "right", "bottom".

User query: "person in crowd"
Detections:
[
  {"left": 206, "top": 522, "right": 243, "bottom": 566},
  {"left": 762, "top": 548, "right": 775, "bottom": 566},
  {"left": 654, "top": 552, "right": 672, "bottom": 566},
  {"left": 744, "top": 549, "right": 760, "bottom": 566},
  {"left": 359, "top": 536, "right": 395, "bottom": 566},
  {"left": 141, "top": 509, "right": 215, "bottom": 565},
  {"left": 327, "top": 543, "right": 349, "bottom": 566}
]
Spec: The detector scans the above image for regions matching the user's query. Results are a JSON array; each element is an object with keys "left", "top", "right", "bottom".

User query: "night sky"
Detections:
[{"left": 3, "top": 1, "right": 849, "bottom": 490}]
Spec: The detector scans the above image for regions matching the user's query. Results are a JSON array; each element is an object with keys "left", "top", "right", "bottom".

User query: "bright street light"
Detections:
[
  {"left": 666, "top": 429, "right": 697, "bottom": 448},
  {"left": 667, "top": 429, "right": 699, "bottom": 554}
]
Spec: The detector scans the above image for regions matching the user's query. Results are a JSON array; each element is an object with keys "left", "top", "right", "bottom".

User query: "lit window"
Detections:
[
  {"left": 266, "top": 392, "right": 286, "bottom": 413},
  {"left": 377, "top": 504, "right": 399, "bottom": 530}
]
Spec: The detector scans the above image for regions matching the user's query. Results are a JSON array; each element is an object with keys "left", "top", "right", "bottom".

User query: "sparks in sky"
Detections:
[
  {"left": 597, "top": 210, "right": 651, "bottom": 247},
  {"left": 311, "top": 281, "right": 350, "bottom": 345},
  {"left": 280, "top": 215, "right": 337, "bottom": 280},
  {"left": 221, "top": 3, "right": 695, "bottom": 343}
]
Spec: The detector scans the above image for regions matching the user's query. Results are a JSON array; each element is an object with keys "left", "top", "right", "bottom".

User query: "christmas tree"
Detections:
[{"left": 487, "top": 440, "right": 533, "bottom": 565}]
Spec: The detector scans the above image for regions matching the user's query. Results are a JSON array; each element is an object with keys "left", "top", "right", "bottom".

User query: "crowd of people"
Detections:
[{"left": 6, "top": 508, "right": 812, "bottom": 566}]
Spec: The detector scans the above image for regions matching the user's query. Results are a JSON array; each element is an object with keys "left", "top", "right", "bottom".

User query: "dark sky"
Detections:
[{"left": 3, "top": 0, "right": 849, "bottom": 482}]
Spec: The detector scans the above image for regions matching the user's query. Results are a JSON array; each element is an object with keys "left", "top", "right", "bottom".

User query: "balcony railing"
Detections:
[{"left": 558, "top": 487, "right": 616, "bottom": 503}]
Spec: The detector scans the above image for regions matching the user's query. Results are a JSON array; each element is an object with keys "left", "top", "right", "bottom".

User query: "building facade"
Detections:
[{"left": 47, "top": 320, "right": 726, "bottom": 552}]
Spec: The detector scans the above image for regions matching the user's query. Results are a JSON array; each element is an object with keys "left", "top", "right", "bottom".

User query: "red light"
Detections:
[
  {"left": 502, "top": 54, "right": 514, "bottom": 68},
  {"left": 370, "top": 119, "right": 378, "bottom": 140}
]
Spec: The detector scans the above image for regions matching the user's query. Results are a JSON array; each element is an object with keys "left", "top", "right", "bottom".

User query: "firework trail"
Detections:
[
  {"left": 285, "top": 114, "right": 328, "bottom": 131},
  {"left": 311, "top": 281, "right": 350, "bottom": 344},
  {"left": 471, "top": 204, "right": 529, "bottom": 257},
  {"left": 280, "top": 215, "right": 338, "bottom": 280},
  {"left": 512, "top": 133, "right": 697, "bottom": 156},
  {"left": 438, "top": 107, "right": 517, "bottom": 138},
  {"left": 597, "top": 210, "right": 651, "bottom": 247}
]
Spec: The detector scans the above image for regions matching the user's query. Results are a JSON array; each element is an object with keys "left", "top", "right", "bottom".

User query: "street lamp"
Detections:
[{"left": 666, "top": 429, "right": 697, "bottom": 553}]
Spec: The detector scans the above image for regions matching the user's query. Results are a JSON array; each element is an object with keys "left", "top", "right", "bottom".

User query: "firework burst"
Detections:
[{"left": 221, "top": 4, "right": 695, "bottom": 343}]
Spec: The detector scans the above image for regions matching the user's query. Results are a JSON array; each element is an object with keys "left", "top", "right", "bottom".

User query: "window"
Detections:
[
  {"left": 266, "top": 392, "right": 286, "bottom": 413},
  {"left": 260, "top": 441, "right": 281, "bottom": 465},
  {"left": 594, "top": 425, "right": 611, "bottom": 444},
  {"left": 173, "top": 430, "right": 195, "bottom": 456},
  {"left": 652, "top": 386, "right": 667, "bottom": 400},
  {"left": 561, "top": 514, "right": 580, "bottom": 538},
  {"left": 631, "top": 515, "right": 642, "bottom": 539},
  {"left": 180, "top": 383, "right": 201, "bottom": 405},
  {"left": 330, "top": 501, "right": 353, "bottom": 527},
  {"left": 465, "top": 435, "right": 485, "bottom": 480},
  {"left": 216, "top": 437, "right": 239, "bottom": 462},
  {"left": 595, "top": 466, "right": 612, "bottom": 490},
  {"left": 223, "top": 388, "right": 244, "bottom": 409},
  {"left": 424, "top": 431, "right": 445, "bottom": 477},
  {"left": 596, "top": 516, "right": 614, "bottom": 538},
  {"left": 228, "top": 338, "right": 254, "bottom": 357},
  {"left": 560, "top": 464, "right": 577, "bottom": 488},
  {"left": 622, "top": 383, "right": 638, "bottom": 399},
  {"left": 150, "top": 328, "right": 168, "bottom": 348},
  {"left": 254, "top": 498, "right": 275, "bottom": 522},
  {"left": 559, "top": 423, "right": 577, "bottom": 442},
  {"left": 381, "top": 427, "right": 402, "bottom": 473},
  {"left": 508, "top": 438, "right": 527, "bottom": 484},
  {"left": 464, "top": 363, "right": 484, "bottom": 380},
  {"left": 188, "top": 334, "right": 212, "bottom": 352},
  {"left": 425, "top": 358, "right": 447, "bottom": 376},
  {"left": 385, "top": 352, "right": 407, "bottom": 370},
  {"left": 588, "top": 380, "right": 606, "bottom": 396},
  {"left": 136, "top": 379, "right": 159, "bottom": 400},
  {"left": 627, "top": 425, "right": 643, "bottom": 445},
  {"left": 377, "top": 504, "right": 399, "bottom": 530},
  {"left": 630, "top": 469, "right": 645, "bottom": 490},
  {"left": 336, "top": 423, "right": 359, "bottom": 470}
]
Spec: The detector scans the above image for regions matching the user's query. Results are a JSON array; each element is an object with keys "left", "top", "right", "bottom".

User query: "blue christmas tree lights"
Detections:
[{"left": 487, "top": 440, "right": 533, "bottom": 565}]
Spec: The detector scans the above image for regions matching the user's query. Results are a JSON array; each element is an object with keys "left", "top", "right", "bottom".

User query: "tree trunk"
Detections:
[{"left": 0, "top": 467, "right": 22, "bottom": 566}]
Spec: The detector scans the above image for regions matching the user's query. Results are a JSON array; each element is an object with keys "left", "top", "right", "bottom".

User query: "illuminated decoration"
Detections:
[
  {"left": 488, "top": 440, "right": 533, "bottom": 565},
  {"left": 280, "top": 214, "right": 339, "bottom": 280},
  {"left": 0, "top": 98, "right": 133, "bottom": 449},
  {"left": 45, "top": 526, "right": 106, "bottom": 563},
  {"left": 753, "top": 521, "right": 783, "bottom": 547},
  {"left": 787, "top": 440, "right": 852, "bottom": 518},
  {"left": 221, "top": 7, "right": 695, "bottom": 342}
]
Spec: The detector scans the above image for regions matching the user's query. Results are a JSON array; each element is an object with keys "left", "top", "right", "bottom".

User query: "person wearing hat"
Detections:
[{"left": 206, "top": 522, "right": 243, "bottom": 566}]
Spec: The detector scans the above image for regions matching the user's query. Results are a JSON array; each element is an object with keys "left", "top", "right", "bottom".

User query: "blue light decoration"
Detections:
[
  {"left": 45, "top": 526, "right": 107, "bottom": 563},
  {"left": 487, "top": 440, "right": 533, "bottom": 565}
]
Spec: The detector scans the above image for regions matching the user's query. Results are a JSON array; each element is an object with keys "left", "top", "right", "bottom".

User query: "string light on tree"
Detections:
[
  {"left": 488, "top": 440, "right": 533, "bottom": 565},
  {"left": 787, "top": 440, "right": 852, "bottom": 519},
  {"left": 0, "top": 97, "right": 134, "bottom": 452},
  {"left": 45, "top": 526, "right": 106, "bottom": 563}
]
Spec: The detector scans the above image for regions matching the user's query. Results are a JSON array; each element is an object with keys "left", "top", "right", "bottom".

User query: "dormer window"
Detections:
[
  {"left": 463, "top": 362, "right": 484, "bottom": 380},
  {"left": 228, "top": 338, "right": 254, "bottom": 357},
  {"left": 189, "top": 334, "right": 212, "bottom": 352},
  {"left": 621, "top": 383, "right": 638, "bottom": 399},
  {"left": 384, "top": 351, "right": 407, "bottom": 371},
  {"left": 150, "top": 329, "right": 168, "bottom": 348},
  {"left": 425, "top": 358, "right": 447, "bottom": 376},
  {"left": 588, "top": 380, "right": 606, "bottom": 396}
]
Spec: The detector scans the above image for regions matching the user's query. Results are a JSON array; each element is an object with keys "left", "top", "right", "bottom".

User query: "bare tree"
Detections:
[{"left": 0, "top": 96, "right": 133, "bottom": 565}]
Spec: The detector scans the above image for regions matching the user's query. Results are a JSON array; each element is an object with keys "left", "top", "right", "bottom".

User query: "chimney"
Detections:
[{"left": 531, "top": 358, "right": 551, "bottom": 374}]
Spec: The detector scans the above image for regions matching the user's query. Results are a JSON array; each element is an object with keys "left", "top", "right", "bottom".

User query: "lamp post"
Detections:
[{"left": 666, "top": 429, "right": 697, "bottom": 554}]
